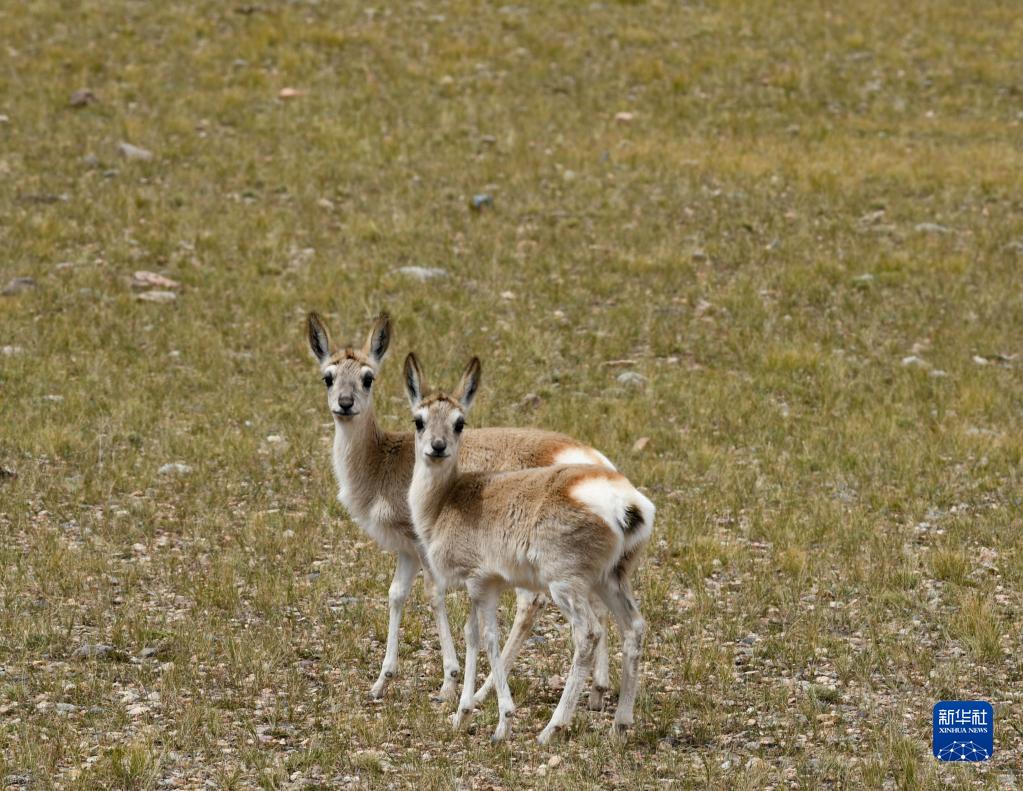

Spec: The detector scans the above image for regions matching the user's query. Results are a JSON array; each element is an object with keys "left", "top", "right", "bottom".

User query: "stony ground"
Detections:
[{"left": 2, "top": 0, "right": 1022, "bottom": 788}]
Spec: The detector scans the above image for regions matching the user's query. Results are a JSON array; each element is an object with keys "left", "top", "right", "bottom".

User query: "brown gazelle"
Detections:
[
  {"left": 404, "top": 354, "right": 653, "bottom": 743},
  {"left": 307, "top": 312, "right": 617, "bottom": 703}
]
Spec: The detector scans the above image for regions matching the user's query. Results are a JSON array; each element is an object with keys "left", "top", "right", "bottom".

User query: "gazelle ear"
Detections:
[
  {"left": 307, "top": 313, "right": 332, "bottom": 363},
  {"left": 364, "top": 312, "right": 391, "bottom": 365},
  {"left": 404, "top": 352, "right": 425, "bottom": 407},
  {"left": 454, "top": 357, "right": 481, "bottom": 411}
]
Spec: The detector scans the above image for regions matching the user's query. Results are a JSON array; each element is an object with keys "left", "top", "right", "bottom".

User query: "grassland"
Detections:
[{"left": 2, "top": 0, "right": 1022, "bottom": 788}]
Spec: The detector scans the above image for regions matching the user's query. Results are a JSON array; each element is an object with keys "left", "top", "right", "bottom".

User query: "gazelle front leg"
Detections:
[
  {"left": 473, "top": 588, "right": 546, "bottom": 706},
  {"left": 370, "top": 551, "right": 419, "bottom": 699},
  {"left": 422, "top": 566, "right": 460, "bottom": 702},
  {"left": 451, "top": 600, "right": 481, "bottom": 730}
]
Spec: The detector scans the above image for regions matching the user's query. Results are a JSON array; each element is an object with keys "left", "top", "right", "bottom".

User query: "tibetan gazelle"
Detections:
[
  {"left": 307, "top": 312, "right": 617, "bottom": 703},
  {"left": 404, "top": 353, "right": 654, "bottom": 743}
]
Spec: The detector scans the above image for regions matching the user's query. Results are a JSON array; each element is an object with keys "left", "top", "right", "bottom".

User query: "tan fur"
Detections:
[
  {"left": 405, "top": 354, "right": 653, "bottom": 743},
  {"left": 307, "top": 312, "right": 616, "bottom": 702}
]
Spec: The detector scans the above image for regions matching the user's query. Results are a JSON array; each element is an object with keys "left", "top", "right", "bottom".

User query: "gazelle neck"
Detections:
[{"left": 409, "top": 450, "right": 458, "bottom": 536}]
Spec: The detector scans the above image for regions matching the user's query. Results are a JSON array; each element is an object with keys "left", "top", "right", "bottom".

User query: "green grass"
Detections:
[{"left": 2, "top": 0, "right": 1022, "bottom": 787}]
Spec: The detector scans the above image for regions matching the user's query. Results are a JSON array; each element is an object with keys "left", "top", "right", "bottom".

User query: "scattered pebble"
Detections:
[
  {"left": 136, "top": 290, "right": 177, "bottom": 303},
  {"left": 132, "top": 271, "right": 180, "bottom": 290},
  {"left": 69, "top": 89, "right": 96, "bottom": 108},
  {"left": 42, "top": 394, "right": 64, "bottom": 402},
  {"left": 617, "top": 371, "right": 647, "bottom": 388},
  {"left": 901, "top": 355, "right": 928, "bottom": 368},
  {"left": 54, "top": 702, "right": 78, "bottom": 714},
  {"left": 929, "top": 369, "right": 948, "bottom": 378},
  {"left": 972, "top": 355, "right": 990, "bottom": 366},
  {"left": 614, "top": 111, "right": 635, "bottom": 124},
  {"left": 278, "top": 87, "right": 305, "bottom": 100},
  {"left": 0, "top": 114, "right": 9, "bottom": 124},
  {"left": 158, "top": 462, "right": 192, "bottom": 476},
  {"left": 631, "top": 436, "right": 650, "bottom": 453},
  {"left": 0, "top": 467, "right": 16, "bottom": 480},
  {"left": 852, "top": 273, "right": 875, "bottom": 283},
  {"left": 2, "top": 277, "right": 37, "bottom": 296},
  {"left": 500, "top": 291, "right": 515, "bottom": 300},
  {"left": 914, "top": 222, "right": 951, "bottom": 234},
  {"left": 521, "top": 393, "right": 542, "bottom": 409},
  {"left": 118, "top": 142, "right": 154, "bottom": 161},
  {"left": 82, "top": 153, "right": 100, "bottom": 167},
  {"left": 470, "top": 193, "right": 493, "bottom": 211},
  {"left": 1, "top": 345, "right": 24, "bottom": 356},
  {"left": 394, "top": 266, "right": 447, "bottom": 282}
]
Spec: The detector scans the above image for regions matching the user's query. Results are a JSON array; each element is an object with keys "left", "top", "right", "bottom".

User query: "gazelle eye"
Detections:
[
  {"left": 453, "top": 417, "right": 465, "bottom": 434},
  {"left": 323, "top": 374, "right": 334, "bottom": 388},
  {"left": 362, "top": 372, "right": 375, "bottom": 390},
  {"left": 414, "top": 416, "right": 425, "bottom": 432}
]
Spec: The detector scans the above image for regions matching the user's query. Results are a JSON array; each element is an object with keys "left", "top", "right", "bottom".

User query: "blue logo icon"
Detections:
[{"left": 933, "top": 701, "right": 993, "bottom": 761}]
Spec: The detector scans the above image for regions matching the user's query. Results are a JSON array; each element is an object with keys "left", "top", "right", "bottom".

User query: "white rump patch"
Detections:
[
  {"left": 569, "top": 475, "right": 654, "bottom": 555},
  {"left": 554, "top": 446, "right": 617, "bottom": 471}
]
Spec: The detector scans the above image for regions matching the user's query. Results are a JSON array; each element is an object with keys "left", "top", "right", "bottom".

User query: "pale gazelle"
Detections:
[
  {"left": 306, "top": 312, "right": 616, "bottom": 703},
  {"left": 404, "top": 354, "right": 653, "bottom": 743}
]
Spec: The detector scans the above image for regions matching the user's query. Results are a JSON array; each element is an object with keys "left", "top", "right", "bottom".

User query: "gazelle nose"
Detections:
[
  {"left": 431, "top": 438, "right": 447, "bottom": 453},
  {"left": 338, "top": 395, "right": 355, "bottom": 410}
]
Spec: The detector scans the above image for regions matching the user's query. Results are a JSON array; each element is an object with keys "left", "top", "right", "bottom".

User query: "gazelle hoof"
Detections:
[
  {"left": 609, "top": 722, "right": 631, "bottom": 740},
  {"left": 451, "top": 706, "right": 475, "bottom": 730},
  {"left": 587, "top": 686, "right": 608, "bottom": 711},
  {"left": 536, "top": 724, "right": 564, "bottom": 745}
]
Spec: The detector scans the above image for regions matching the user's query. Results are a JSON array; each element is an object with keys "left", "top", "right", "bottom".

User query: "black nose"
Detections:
[
  {"left": 431, "top": 438, "right": 447, "bottom": 453},
  {"left": 338, "top": 395, "right": 354, "bottom": 411}
]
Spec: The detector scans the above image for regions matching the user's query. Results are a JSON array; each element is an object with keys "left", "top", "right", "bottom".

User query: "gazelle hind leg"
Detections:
[
  {"left": 473, "top": 589, "right": 546, "bottom": 706},
  {"left": 370, "top": 552, "right": 419, "bottom": 699},
  {"left": 422, "top": 567, "right": 460, "bottom": 703},
  {"left": 537, "top": 583, "right": 600, "bottom": 745},
  {"left": 479, "top": 586, "right": 516, "bottom": 742},
  {"left": 588, "top": 597, "right": 610, "bottom": 710},
  {"left": 596, "top": 576, "right": 646, "bottom": 734},
  {"left": 452, "top": 601, "right": 481, "bottom": 730}
]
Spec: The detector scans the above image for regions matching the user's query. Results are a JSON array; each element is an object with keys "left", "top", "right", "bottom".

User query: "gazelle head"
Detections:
[
  {"left": 307, "top": 312, "right": 391, "bottom": 422},
  {"left": 403, "top": 353, "right": 480, "bottom": 465}
]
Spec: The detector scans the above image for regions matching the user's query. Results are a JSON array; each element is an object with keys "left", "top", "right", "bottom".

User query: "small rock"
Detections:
[
  {"left": 617, "top": 371, "right": 647, "bottom": 388},
  {"left": 0, "top": 467, "right": 16, "bottom": 480},
  {"left": 2, "top": 345, "right": 24, "bottom": 356},
  {"left": 972, "top": 355, "right": 990, "bottom": 366},
  {"left": 54, "top": 703, "right": 78, "bottom": 714},
  {"left": 521, "top": 393, "right": 542, "bottom": 409},
  {"left": 132, "top": 271, "right": 180, "bottom": 290},
  {"left": 547, "top": 675, "right": 565, "bottom": 691},
  {"left": 69, "top": 89, "right": 96, "bottom": 108},
  {"left": 691, "top": 249, "right": 707, "bottom": 262},
  {"left": 42, "top": 394, "right": 64, "bottom": 402},
  {"left": 278, "top": 87, "right": 304, "bottom": 99},
  {"left": 901, "top": 355, "right": 928, "bottom": 368},
  {"left": 136, "top": 290, "right": 177, "bottom": 303},
  {"left": 914, "top": 222, "right": 951, "bottom": 234},
  {"left": 631, "top": 436, "right": 650, "bottom": 453},
  {"left": 470, "top": 193, "right": 493, "bottom": 211},
  {"left": 394, "top": 266, "right": 447, "bottom": 282},
  {"left": 118, "top": 142, "right": 154, "bottom": 161},
  {"left": 500, "top": 290, "right": 515, "bottom": 300},
  {"left": 158, "top": 462, "right": 192, "bottom": 476},
  {"left": 0, "top": 114, "right": 9, "bottom": 124},
  {"left": 72, "top": 643, "right": 125, "bottom": 661},
  {"left": 547, "top": 755, "right": 563, "bottom": 769},
  {"left": 852, "top": 273, "right": 875, "bottom": 283},
  {"left": 2, "top": 277, "right": 37, "bottom": 296},
  {"left": 614, "top": 111, "right": 635, "bottom": 124},
  {"left": 929, "top": 369, "right": 948, "bottom": 378},
  {"left": 82, "top": 153, "right": 100, "bottom": 168}
]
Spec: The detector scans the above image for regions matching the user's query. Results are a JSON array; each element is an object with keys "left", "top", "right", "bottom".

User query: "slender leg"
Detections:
[
  {"left": 537, "top": 584, "right": 599, "bottom": 745},
  {"left": 479, "top": 586, "right": 516, "bottom": 742},
  {"left": 451, "top": 600, "right": 481, "bottom": 730},
  {"left": 422, "top": 566, "right": 460, "bottom": 702},
  {"left": 596, "top": 578, "right": 646, "bottom": 735},
  {"left": 473, "top": 589, "right": 547, "bottom": 706},
  {"left": 588, "top": 597, "right": 610, "bottom": 710},
  {"left": 370, "top": 552, "right": 419, "bottom": 699}
]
